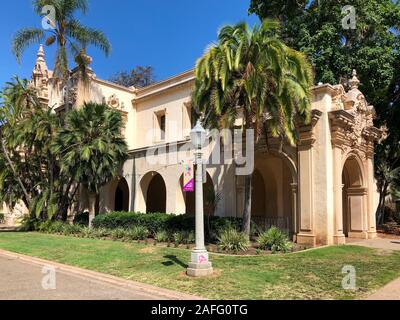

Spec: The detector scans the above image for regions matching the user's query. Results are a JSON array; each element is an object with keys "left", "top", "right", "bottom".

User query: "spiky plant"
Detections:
[{"left": 52, "top": 102, "right": 128, "bottom": 216}]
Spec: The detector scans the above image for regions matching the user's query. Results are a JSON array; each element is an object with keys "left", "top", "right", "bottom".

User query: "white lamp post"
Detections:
[{"left": 186, "top": 120, "right": 213, "bottom": 277}]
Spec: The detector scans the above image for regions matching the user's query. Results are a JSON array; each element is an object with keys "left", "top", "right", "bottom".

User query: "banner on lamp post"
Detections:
[{"left": 183, "top": 161, "right": 194, "bottom": 192}]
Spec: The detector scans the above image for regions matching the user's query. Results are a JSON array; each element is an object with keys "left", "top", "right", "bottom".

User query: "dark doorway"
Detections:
[
  {"left": 114, "top": 178, "right": 129, "bottom": 212},
  {"left": 146, "top": 173, "right": 167, "bottom": 213}
]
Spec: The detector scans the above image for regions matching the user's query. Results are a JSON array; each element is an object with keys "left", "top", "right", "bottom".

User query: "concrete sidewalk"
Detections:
[
  {"left": 0, "top": 249, "right": 203, "bottom": 300},
  {"left": 366, "top": 278, "right": 400, "bottom": 300},
  {"left": 347, "top": 237, "right": 400, "bottom": 251}
]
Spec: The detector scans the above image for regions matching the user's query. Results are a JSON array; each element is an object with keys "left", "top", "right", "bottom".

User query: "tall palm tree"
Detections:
[
  {"left": 12, "top": 0, "right": 111, "bottom": 101},
  {"left": 52, "top": 102, "right": 128, "bottom": 220},
  {"left": 192, "top": 20, "right": 313, "bottom": 236}
]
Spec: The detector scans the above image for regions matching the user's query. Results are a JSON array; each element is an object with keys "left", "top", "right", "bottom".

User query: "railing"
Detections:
[{"left": 251, "top": 216, "right": 291, "bottom": 235}]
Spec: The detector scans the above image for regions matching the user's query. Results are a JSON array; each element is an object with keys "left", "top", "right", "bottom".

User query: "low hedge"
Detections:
[{"left": 92, "top": 212, "right": 244, "bottom": 237}]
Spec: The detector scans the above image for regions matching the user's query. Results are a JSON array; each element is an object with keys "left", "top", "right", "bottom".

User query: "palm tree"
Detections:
[
  {"left": 12, "top": 0, "right": 111, "bottom": 108},
  {"left": 52, "top": 102, "right": 128, "bottom": 221},
  {"left": 192, "top": 20, "right": 313, "bottom": 236},
  {"left": 0, "top": 77, "right": 61, "bottom": 219}
]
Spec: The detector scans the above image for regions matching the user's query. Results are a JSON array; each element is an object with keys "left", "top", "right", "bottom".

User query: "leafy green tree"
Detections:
[
  {"left": 375, "top": 57, "right": 400, "bottom": 224},
  {"left": 109, "top": 66, "right": 156, "bottom": 88},
  {"left": 249, "top": 0, "right": 400, "bottom": 108},
  {"left": 249, "top": 0, "right": 400, "bottom": 225},
  {"left": 0, "top": 77, "right": 61, "bottom": 219},
  {"left": 53, "top": 102, "right": 128, "bottom": 218},
  {"left": 192, "top": 20, "right": 313, "bottom": 236}
]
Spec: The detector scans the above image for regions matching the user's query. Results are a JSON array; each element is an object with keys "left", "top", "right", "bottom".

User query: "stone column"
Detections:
[
  {"left": 297, "top": 142, "right": 316, "bottom": 246},
  {"left": 333, "top": 146, "right": 346, "bottom": 244},
  {"left": 296, "top": 110, "right": 322, "bottom": 247},
  {"left": 290, "top": 183, "right": 298, "bottom": 242},
  {"left": 366, "top": 153, "right": 377, "bottom": 239}
]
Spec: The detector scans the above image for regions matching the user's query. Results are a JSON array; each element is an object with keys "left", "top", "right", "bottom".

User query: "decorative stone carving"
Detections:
[
  {"left": 107, "top": 94, "right": 122, "bottom": 110},
  {"left": 298, "top": 109, "right": 323, "bottom": 148},
  {"left": 329, "top": 69, "right": 382, "bottom": 156},
  {"left": 331, "top": 85, "right": 346, "bottom": 111}
]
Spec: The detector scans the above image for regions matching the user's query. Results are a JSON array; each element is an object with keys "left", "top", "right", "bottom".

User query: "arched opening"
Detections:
[
  {"left": 181, "top": 172, "right": 215, "bottom": 216},
  {"left": 140, "top": 172, "right": 167, "bottom": 213},
  {"left": 114, "top": 178, "right": 129, "bottom": 212},
  {"left": 251, "top": 169, "right": 266, "bottom": 217},
  {"left": 251, "top": 154, "right": 295, "bottom": 235},
  {"left": 342, "top": 156, "right": 365, "bottom": 237}
]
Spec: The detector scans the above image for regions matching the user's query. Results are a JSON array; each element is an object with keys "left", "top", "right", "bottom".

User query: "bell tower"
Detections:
[{"left": 32, "top": 44, "right": 50, "bottom": 104}]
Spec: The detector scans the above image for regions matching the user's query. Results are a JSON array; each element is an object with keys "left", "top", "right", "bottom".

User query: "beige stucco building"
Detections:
[{"left": 2, "top": 45, "right": 384, "bottom": 246}]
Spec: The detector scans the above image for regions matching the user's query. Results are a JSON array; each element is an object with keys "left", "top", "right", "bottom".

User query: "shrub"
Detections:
[
  {"left": 154, "top": 230, "right": 169, "bottom": 243},
  {"left": 126, "top": 226, "right": 149, "bottom": 241},
  {"left": 92, "top": 212, "right": 248, "bottom": 241},
  {"left": 91, "top": 227, "right": 111, "bottom": 238},
  {"left": 110, "top": 228, "right": 127, "bottom": 240},
  {"left": 40, "top": 221, "right": 66, "bottom": 234},
  {"left": 257, "top": 226, "right": 293, "bottom": 253},
  {"left": 217, "top": 228, "right": 250, "bottom": 253},
  {"left": 92, "top": 212, "right": 170, "bottom": 235},
  {"left": 184, "top": 231, "right": 195, "bottom": 244},
  {"left": 79, "top": 226, "right": 92, "bottom": 238},
  {"left": 62, "top": 224, "right": 82, "bottom": 236},
  {"left": 0, "top": 213, "right": 4, "bottom": 224},
  {"left": 173, "top": 231, "right": 184, "bottom": 247},
  {"left": 18, "top": 216, "right": 39, "bottom": 231}
]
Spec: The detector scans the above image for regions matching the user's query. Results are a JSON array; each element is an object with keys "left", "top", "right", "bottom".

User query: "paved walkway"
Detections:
[
  {"left": 347, "top": 237, "right": 400, "bottom": 251},
  {"left": 347, "top": 237, "right": 400, "bottom": 300},
  {"left": 0, "top": 250, "right": 203, "bottom": 300}
]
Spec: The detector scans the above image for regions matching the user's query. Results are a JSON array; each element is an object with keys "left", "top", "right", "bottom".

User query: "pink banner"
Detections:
[{"left": 183, "top": 162, "right": 194, "bottom": 192}]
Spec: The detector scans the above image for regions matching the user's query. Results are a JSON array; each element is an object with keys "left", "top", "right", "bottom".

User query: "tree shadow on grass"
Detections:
[{"left": 162, "top": 255, "right": 188, "bottom": 268}]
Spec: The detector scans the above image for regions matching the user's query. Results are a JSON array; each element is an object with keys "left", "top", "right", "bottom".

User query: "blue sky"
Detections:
[{"left": 0, "top": 0, "right": 259, "bottom": 86}]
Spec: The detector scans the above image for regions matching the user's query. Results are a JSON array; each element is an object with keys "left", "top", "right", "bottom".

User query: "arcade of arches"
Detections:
[
  {"left": 136, "top": 171, "right": 216, "bottom": 215},
  {"left": 96, "top": 72, "right": 383, "bottom": 247}
]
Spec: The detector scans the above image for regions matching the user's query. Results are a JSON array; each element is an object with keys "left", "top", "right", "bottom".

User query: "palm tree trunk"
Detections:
[
  {"left": 64, "top": 76, "right": 71, "bottom": 115},
  {"left": 242, "top": 174, "right": 252, "bottom": 237},
  {"left": 0, "top": 132, "right": 31, "bottom": 207},
  {"left": 95, "top": 192, "right": 100, "bottom": 216}
]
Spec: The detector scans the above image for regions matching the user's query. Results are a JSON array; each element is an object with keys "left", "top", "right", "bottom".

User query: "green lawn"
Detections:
[{"left": 0, "top": 232, "right": 399, "bottom": 300}]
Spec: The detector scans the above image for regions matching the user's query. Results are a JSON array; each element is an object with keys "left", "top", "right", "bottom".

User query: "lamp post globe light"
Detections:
[{"left": 186, "top": 120, "right": 213, "bottom": 277}]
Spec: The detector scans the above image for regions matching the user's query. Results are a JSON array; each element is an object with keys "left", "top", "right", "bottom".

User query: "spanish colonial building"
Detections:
[{"left": 2, "top": 45, "right": 384, "bottom": 246}]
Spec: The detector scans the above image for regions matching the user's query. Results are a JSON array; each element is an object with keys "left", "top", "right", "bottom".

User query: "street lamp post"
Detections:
[{"left": 186, "top": 120, "right": 213, "bottom": 277}]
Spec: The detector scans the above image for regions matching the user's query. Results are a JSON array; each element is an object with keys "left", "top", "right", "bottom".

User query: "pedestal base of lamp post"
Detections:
[{"left": 186, "top": 250, "right": 213, "bottom": 277}]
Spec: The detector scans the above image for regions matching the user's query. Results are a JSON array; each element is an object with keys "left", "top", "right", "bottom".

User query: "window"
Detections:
[
  {"left": 154, "top": 110, "right": 166, "bottom": 142},
  {"left": 159, "top": 114, "right": 166, "bottom": 141},
  {"left": 183, "top": 102, "right": 192, "bottom": 138}
]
